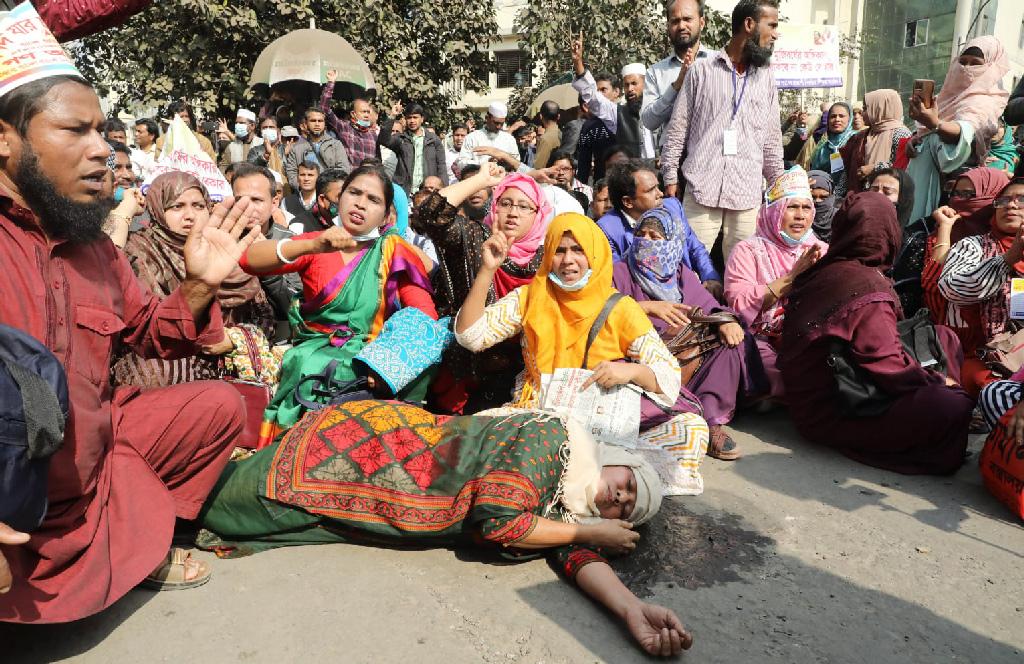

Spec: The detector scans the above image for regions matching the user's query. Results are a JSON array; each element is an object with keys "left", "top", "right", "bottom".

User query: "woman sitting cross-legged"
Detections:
[
  {"left": 778, "top": 192, "right": 972, "bottom": 475},
  {"left": 455, "top": 213, "right": 711, "bottom": 495},
  {"left": 197, "top": 401, "right": 692, "bottom": 657},
  {"left": 613, "top": 201, "right": 765, "bottom": 460},
  {"left": 938, "top": 178, "right": 1024, "bottom": 397},
  {"left": 725, "top": 167, "right": 828, "bottom": 402},
  {"left": 239, "top": 163, "right": 438, "bottom": 443}
]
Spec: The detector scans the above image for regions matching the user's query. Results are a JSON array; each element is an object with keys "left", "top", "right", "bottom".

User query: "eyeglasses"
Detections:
[
  {"left": 993, "top": 194, "right": 1024, "bottom": 208},
  {"left": 496, "top": 198, "right": 536, "bottom": 214},
  {"left": 949, "top": 189, "right": 976, "bottom": 199},
  {"left": 867, "top": 184, "right": 898, "bottom": 197}
]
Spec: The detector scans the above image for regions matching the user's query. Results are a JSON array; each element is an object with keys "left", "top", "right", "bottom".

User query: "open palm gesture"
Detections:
[{"left": 184, "top": 196, "right": 261, "bottom": 288}]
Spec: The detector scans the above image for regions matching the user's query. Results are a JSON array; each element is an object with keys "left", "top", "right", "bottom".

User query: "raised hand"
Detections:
[
  {"left": 623, "top": 602, "right": 693, "bottom": 656},
  {"left": 481, "top": 231, "right": 510, "bottom": 271},
  {"left": 326, "top": 68, "right": 338, "bottom": 83},
  {"left": 474, "top": 161, "right": 506, "bottom": 188},
  {"left": 183, "top": 196, "right": 261, "bottom": 289},
  {"left": 315, "top": 226, "right": 358, "bottom": 253},
  {"left": 791, "top": 243, "right": 822, "bottom": 276},
  {"left": 585, "top": 518, "right": 639, "bottom": 555},
  {"left": 571, "top": 31, "right": 585, "bottom": 75},
  {"left": 932, "top": 205, "right": 960, "bottom": 228},
  {"left": 390, "top": 101, "right": 405, "bottom": 118}
]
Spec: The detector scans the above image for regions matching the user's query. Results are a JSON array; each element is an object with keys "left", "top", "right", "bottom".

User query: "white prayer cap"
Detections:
[
  {"left": 620, "top": 63, "right": 646, "bottom": 78},
  {"left": 487, "top": 101, "right": 508, "bottom": 119},
  {"left": 236, "top": 109, "right": 257, "bottom": 123}
]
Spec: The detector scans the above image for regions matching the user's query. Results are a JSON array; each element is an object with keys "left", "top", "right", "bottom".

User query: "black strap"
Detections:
[
  {"left": 581, "top": 293, "right": 625, "bottom": 369},
  {"left": 0, "top": 356, "right": 64, "bottom": 459}
]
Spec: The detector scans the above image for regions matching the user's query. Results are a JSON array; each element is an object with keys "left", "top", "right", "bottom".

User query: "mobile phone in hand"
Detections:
[{"left": 913, "top": 79, "right": 935, "bottom": 108}]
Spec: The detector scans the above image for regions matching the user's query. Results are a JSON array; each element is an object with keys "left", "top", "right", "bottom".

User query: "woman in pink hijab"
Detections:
[
  {"left": 725, "top": 167, "right": 828, "bottom": 399},
  {"left": 411, "top": 164, "right": 555, "bottom": 413},
  {"left": 906, "top": 36, "right": 1010, "bottom": 222}
]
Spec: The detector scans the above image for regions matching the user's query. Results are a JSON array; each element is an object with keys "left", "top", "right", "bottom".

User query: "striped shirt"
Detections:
[
  {"left": 660, "top": 51, "right": 784, "bottom": 210},
  {"left": 938, "top": 234, "right": 1013, "bottom": 337}
]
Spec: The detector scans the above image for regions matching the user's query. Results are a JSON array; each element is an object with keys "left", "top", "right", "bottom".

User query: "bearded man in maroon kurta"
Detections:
[{"left": 0, "top": 73, "right": 261, "bottom": 622}]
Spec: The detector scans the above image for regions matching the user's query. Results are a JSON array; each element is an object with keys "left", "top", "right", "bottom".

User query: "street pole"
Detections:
[{"left": 951, "top": 0, "right": 975, "bottom": 59}]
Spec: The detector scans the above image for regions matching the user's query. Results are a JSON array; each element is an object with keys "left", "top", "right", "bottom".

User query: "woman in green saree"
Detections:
[
  {"left": 198, "top": 400, "right": 692, "bottom": 657},
  {"left": 240, "top": 164, "right": 439, "bottom": 444}
]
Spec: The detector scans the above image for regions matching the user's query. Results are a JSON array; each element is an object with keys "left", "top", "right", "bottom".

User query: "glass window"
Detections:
[
  {"left": 905, "top": 18, "right": 929, "bottom": 47},
  {"left": 495, "top": 51, "right": 531, "bottom": 89}
]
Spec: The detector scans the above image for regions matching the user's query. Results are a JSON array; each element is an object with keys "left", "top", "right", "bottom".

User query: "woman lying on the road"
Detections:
[{"left": 198, "top": 400, "right": 692, "bottom": 657}]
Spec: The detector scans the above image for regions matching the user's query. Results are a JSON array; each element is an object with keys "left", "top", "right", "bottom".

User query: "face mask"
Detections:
[
  {"left": 351, "top": 226, "right": 381, "bottom": 242},
  {"left": 959, "top": 63, "right": 984, "bottom": 80},
  {"left": 780, "top": 228, "right": 813, "bottom": 247},
  {"left": 355, "top": 119, "right": 372, "bottom": 128},
  {"left": 261, "top": 128, "right": 278, "bottom": 143},
  {"left": 234, "top": 123, "right": 249, "bottom": 138},
  {"left": 329, "top": 203, "right": 339, "bottom": 218},
  {"left": 548, "top": 269, "right": 593, "bottom": 291}
]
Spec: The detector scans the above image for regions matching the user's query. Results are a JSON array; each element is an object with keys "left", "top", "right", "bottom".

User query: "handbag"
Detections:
[
  {"left": 661, "top": 308, "right": 734, "bottom": 384},
  {"left": 980, "top": 406, "right": 1024, "bottom": 521},
  {"left": 293, "top": 360, "right": 375, "bottom": 411},
  {"left": 353, "top": 307, "right": 453, "bottom": 396},
  {"left": 981, "top": 327, "right": 1024, "bottom": 378},
  {"left": 828, "top": 309, "right": 949, "bottom": 418},
  {"left": 224, "top": 325, "right": 274, "bottom": 449}
]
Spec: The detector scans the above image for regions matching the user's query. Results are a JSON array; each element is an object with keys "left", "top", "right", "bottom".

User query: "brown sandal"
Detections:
[
  {"left": 708, "top": 425, "right": 741, "bottom": 461},
  {"left": 140, "top": 548, "right": 212, "bottom": 591}
]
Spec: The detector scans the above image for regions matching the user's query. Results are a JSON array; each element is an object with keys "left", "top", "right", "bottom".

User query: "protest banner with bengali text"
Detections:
[
  {"left": 142, "top": 116, "right": 232, "bottom": 201},
  {"left": 771, "top": 24, "right": 843, "bottom": 90},
  {"left": 0, "top": 1, "right": 82, "bottom": 99}
]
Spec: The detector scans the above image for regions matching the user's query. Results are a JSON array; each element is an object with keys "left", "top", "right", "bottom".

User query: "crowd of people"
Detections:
[{"left": 3, "top": 0, "right": 1024, "bottom": 657}]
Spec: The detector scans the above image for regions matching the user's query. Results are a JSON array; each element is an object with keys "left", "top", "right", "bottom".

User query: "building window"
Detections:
[
  {"left": 495, "top": 50, "right": 531, "bottom": 89},
  {"left": 905, "top": 18, "right": 929, "bottom": 48}
]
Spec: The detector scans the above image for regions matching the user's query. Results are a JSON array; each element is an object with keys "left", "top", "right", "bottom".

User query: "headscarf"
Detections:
[
  {"left": 983, "top": 121, "right": 1020, "bottom": 176},
  {"left": 554, "top": 416, "right": 662, "bottom": 526},
  {"left": 808, "top": 170, "right": 837, "bottom": 241},
  {"left": 782, "top": 191, "right": 902, "bottom": 346},
  {"left": 891, "top": 169, "right": 916, "bottom": 228},
  {"left": 946, "top": 166, "right": 1011, "bottom": 241},
  {"left": 748, "top": 167, "right": 827, "bottom": 333},
  {"left": 862, "top": 90, "right": 905, "bottom": 168},
  {"left": 386, "top": 185, "right": 410, "bottom": 237},
  {"left": 130, "top": 171, "right": 261, "bottom": 307},
  {"left": 933, "top": 36, "right": 1010, "bottom": 160},
  {"left": 989, "top": 181, "right": 1024, "bottom": 274},
  {"left": 810, "top": 102, "right": 856, "bottom": 172},
  {"left": 520, "top": 213, "right": 652, "bottom": 388},
  {"left": 483, "top": 173, "right": 555, "bottom": 267},
  {"left": 624, "top": 204, "right": 685, "bottom": 303}
]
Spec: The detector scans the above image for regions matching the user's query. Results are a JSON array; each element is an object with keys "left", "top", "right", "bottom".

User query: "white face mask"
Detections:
[
  {"left": 548, "top": 269, "right": 593, "bottom": 291},
  {"left": 350, "top": 226, "right": 382, "bottom": 242},
  {"left": 261, "top": 128, "right": 278, "bottom": 143}
]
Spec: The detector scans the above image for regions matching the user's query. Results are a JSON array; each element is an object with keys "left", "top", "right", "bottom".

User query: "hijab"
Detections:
[
  {"left": 989, "top": 181, "right": 1024, "bottom": 274},
  {"left": 947, "top": 166, "right": 1010, "bottom": 241},
  {"left": 782, "top": 191, "right": 902, "bottom": 345},
  {"left": 520, "top": 213, "right": 652, "bottom": 388},
  {"left": 892, "top": 169, "right": 916, "bottom": 228},
  {"left": 810, "top": 102, "right": 856, "bottom": 172},
  {"left": 984, "top": 121, "right": 1020, "bottom": 176},
  {"left": 553, "top": 415, "right": 662, "bottom": 526},
  {"left": 863, "top": 90, "right": 905, "bottom": 168},
  {"left": 388, "top": 185, "right": 410, "bottom": 237},
  {"left": 933, "top": 36, "right": 1010, "bottom": 160},
  {"left": 808, "top": 170, "right": 837, "bottom": 242},
  {"left": 624, "top": 204, "right": 686, "bottom": 303},
  {"left": 483, "top": 173, "right": 555, "bottom": 267},
  {"left": 128, "top": 171, "right": 261, "bottom": 308}
]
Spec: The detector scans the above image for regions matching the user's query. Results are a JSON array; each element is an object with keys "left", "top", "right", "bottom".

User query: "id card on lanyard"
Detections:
[{"left": 724, "top": 67, "right": 748, "bottom": 157}]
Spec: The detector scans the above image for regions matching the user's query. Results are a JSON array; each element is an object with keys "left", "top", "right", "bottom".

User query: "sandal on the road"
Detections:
[
  {"left": 140, "top": 548, "right": 212, "bottom": 591},
  {"left": 708, "top": 425, "right": 741, "bottom": 461}
]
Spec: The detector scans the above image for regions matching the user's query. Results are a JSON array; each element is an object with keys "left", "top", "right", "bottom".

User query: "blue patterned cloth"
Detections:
[
  {"left": 353, "top": 307, "right": 452, "bottom": 395},
  {"left": 624, "top": 205, "right": 686, "bottom": 303}
]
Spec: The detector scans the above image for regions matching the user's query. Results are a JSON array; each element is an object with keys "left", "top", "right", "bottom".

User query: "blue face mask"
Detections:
[
  {"left": 780, "top": 228, "right": 813, "bottom": 247},
  {"left": 234, "top": 123, "right": 249, "bottom": 138},
  {"left": 355, "top": 119, "right": 372, "bottom": 128},
  {"left": 548, "top": 269, "right": 593, "bottom": 292}
]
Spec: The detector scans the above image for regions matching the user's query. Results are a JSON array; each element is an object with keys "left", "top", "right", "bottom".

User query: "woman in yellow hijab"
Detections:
[{"left": 456, "top": 213, "right": 710, "bottom": 496}]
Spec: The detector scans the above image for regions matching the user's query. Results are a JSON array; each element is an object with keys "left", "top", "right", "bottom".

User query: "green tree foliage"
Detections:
[
  {"left": 515, "top": 0, "right": 731, "bottom": 93},
  {"left": 74, "top": 0, "right": 497, "bottom": 121}
]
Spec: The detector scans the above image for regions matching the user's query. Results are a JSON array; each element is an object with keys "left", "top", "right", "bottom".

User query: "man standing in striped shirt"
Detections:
[{"left": 660, "top": 0, "right": 784, "bottom": 263}]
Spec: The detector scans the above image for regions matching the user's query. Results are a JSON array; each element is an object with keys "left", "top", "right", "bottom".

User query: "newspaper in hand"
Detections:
[{"left": 540, "top": 368, "right": 641, "bottom": 447}]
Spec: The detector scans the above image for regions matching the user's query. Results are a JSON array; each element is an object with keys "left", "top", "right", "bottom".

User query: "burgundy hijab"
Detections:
[
  {"left": 781, "top": 191, "right": 902, "bottom": 346},
  {"left": 948, "top": 166, "right": 1011, "bottom": 243}
]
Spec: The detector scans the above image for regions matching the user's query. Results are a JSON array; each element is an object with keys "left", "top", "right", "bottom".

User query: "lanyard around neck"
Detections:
[{"left": 731, "top": 66, "right": 749, "bottom": 122}]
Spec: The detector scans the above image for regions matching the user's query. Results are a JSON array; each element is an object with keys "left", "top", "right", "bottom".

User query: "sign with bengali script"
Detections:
[
  {"left": 0, "top": 2, "right": 83, "bottom": 98},
  {"left": 771, "top": 24, "right": 843, "bottom": 89},
  {"left": 142, "top": 116, "right": 232, "bottom": 201}
]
